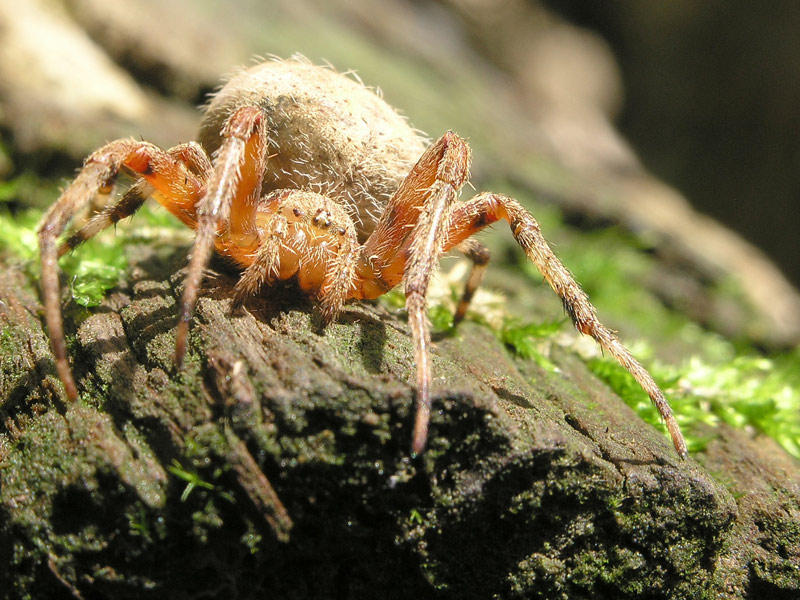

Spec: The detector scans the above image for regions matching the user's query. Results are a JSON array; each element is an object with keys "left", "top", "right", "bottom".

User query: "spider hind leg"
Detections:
[
  {"left": 452, "top": 239, "right": 491, "bottom": 325},
  {"left": 444, "top": 191, "right": 688, "bottom": 457}
]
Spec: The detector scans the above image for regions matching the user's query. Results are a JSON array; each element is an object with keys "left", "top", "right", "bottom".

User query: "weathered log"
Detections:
[{"left": 1, "top": 241, "right": 797, "bottom": 599}]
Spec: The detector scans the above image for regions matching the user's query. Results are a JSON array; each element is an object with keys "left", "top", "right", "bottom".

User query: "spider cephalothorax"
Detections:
[{"left": 39, "top": 57, "right": 687, "bottom": 457}]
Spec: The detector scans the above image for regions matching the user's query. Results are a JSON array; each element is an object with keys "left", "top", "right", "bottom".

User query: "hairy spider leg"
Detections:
[
  {"left": 58, "top": 182, "right": 151, "bottom": 257},
  {"left": 57, "top": 143, "right": 212, "bottom": 257},
  {"left": 231, "top": 191, "right": 295, "bottom": 301},
  {"left": 452, "top": 239, "right": 491, "bottom": 325},
  {"left": 38, "top": 139, "right": 210, "bottom": 401},
  {"left": 311, "top": 199, "right": 360, "bottom": 324},
  {"left": 443, "top": 192, "right": 688, "bottom": 457},
  {"left": 356, "top": 132, "right": 471, "bottom": 454},
  {"left": 174, "top": 106, "right": 268, "bottom": 365}
]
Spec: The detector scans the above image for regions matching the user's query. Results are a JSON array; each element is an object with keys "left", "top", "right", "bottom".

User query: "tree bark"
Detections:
[{"left": 1, "top": 242, "right": 798, "bottom": 600}]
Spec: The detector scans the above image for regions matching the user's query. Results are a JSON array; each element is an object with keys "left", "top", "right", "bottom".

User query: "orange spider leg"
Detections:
[
  {"left": 452, "top": 239, "right": 491, "bottom": 325},
  {"left": 232, "top": 191, "right": 296, "bottom": 303},
  {"left": 174, "top": 106, "right": 268, "bottom": 365},
  {"left": 38, "top": 139, "right": 210, "bottom": 401},
  {"left": 357, "top": 132, "right": 471, "bottom": 297},
  {"left": 357, "top": 132, "right": 471, "bottom": 455},
  {"left": 443, "top": 192, "right": 688, "bottom": 457},
  {"left": 58, "top": 143, "right": 212, "bottom": 257},
  {"left": 312, "top": 202, "right": 359, "bottom": 324},
  {"left": 228, "top": 118, "right": 269, "bottom": 249},
  {"left": 149, "top": 143, "right": 214, "bottom": 228}
]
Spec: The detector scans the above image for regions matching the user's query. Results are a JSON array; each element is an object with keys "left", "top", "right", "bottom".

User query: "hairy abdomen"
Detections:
[{"left": 198, "top": 58, "right": 426, "bottom": 241}]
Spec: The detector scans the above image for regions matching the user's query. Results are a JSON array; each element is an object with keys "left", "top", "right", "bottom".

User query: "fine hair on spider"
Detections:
[{"left": 39, "top": 56, "right": 687, "bottom": 458}]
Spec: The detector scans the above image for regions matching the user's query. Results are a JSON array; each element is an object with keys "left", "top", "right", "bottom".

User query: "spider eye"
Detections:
[{"left": 313, "top": 209, "right": 332, "bottom": 228}]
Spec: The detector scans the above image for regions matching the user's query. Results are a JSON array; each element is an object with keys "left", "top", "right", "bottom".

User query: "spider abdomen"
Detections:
[{"left": 198, "top": 58, "right": 426, "bottom": 240}]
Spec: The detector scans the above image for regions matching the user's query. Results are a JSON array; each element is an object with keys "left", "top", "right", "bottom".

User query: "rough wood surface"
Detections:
[{"left": 1, "top": 241, "right": 798, "bottom": 599}]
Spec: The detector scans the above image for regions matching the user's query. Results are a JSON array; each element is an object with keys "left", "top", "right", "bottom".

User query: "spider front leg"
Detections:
[
  {"left": 175, "top": 106, "right": 268, "bottom": 365},
  {"left": 58, "top": 143, "right": 212, "bottom": 257},
  {"left": 360, "top": 132, "right": 471, "bottom": 454},
  {"left": 445, "top": 192, "right": 688, "bottom": 457},
  {"left": 38, "top": 139, "right": 209, "bottom": 401}
]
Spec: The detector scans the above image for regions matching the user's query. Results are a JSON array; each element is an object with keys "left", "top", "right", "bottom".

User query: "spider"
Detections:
[{"left": 38, "top": 57, "right": 687, "bottom": 458}]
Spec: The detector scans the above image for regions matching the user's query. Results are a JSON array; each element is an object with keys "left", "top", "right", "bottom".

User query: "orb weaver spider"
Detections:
[{"left": 38, "top": 57, "right": 687, "bottom": 457}]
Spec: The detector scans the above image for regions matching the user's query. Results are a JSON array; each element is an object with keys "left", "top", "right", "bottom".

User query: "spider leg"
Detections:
[
  {"left": 59, "top": 143, "right": 213, "bottom": 257},
  {"left": 316, "top": 225, "right": 358, "bottom": 325},
  {"left": 175, "top": 106, "right": 268, "bottom": 365},
  {"left": 38, "top": 139, "right": 207, "bottom": 401},
  {"left": 452, "top": 239, "right": 491, "bottom": 325},
  {"left": 444, "top": 192, "right": 688, "bottom": 457},
  {"left": 233, "top": 209, "right": 292, "bottom": 303},
  {"left": 360, "top": 132, "right": 471, "bottom": 454},
  {"left": 58, "top": 181, "right": 151, "bottom": 257}
]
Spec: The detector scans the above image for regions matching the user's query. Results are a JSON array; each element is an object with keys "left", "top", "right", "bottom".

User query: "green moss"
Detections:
[
  {"left": 0, "top": 209, "right": 40, "bottom": 263},
  {"left": 1, "top": 325, "right": 19, "bottom": 357},
  {"left": 168, "top": 459, "right": 217, "bottom": 502},
  {"left": 0, "top": 203, "right": 186, "bottom": 308},
  {"left": 499, "top": 317, "right": 563, "bottom": 370},
  {"left": 588, "top": 347, "right": 800, "bottom": 459}
]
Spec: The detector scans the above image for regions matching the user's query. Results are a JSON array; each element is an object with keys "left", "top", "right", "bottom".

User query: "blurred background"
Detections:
[
  {"left": 0, "top": 0, "right": 798, "bottom": 348},
  {"left": 545, "top": 0, "right": 800, "bottom": 292}
]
